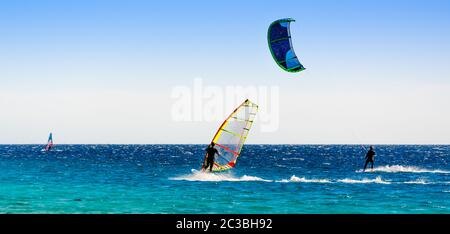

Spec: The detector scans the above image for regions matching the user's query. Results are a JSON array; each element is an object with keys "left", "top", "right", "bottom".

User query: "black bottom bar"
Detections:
[{"left": 0, "top": 214, "right": 448, "bottom": 232}]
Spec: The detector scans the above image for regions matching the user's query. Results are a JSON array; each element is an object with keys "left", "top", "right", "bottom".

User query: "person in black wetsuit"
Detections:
[
  {"left": 363, "top": 146, "right": 376, "bottom": 172},
  {"left": 203, "top": 143, "right": 220, "bottom": 172}
]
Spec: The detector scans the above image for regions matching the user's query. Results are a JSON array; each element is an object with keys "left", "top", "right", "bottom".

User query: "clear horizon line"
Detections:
[{"left": 0, "top": 143, "right": 449, "bottom": 146}]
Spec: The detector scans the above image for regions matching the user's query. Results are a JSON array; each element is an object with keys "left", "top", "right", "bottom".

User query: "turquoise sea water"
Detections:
[{"left": 0, "top": 145, "right": 449, "bottom": 214}]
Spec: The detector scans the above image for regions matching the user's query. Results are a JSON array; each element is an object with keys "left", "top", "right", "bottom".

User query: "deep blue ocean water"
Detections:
[{"left": 0, "top": 145, "right": 449, "bottom": 214}]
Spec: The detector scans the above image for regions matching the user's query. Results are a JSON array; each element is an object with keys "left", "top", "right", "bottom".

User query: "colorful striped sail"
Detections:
[
  {"left": 45, "top": 132, "right": 53, "bottom": 151},
  {"left": 202, "top": 99, "right": 258, "bottom": 172}
]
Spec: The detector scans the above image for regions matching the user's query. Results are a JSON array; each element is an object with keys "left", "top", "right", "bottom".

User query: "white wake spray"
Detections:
[
  {"left": 356, "top": 165, "right": 450, "bottom": 174},
  {"left": 276, "top": 175, "right": 332, "bottom": 183},
  {"left": 338, "top": 176, "right": 391, "bottom": 184},
  {"left": 170, "top": 170, "right": 448, "bottom": 185},
  {"left": 170, "top": 169, "right": 272, "bottom": 182}
]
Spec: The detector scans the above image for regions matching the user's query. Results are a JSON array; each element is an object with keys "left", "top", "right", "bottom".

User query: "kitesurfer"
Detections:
[
  {"left": 204, "top": 143, "right": 220, "bottom": 172},
  {"left": 363, "top": 146, "right": 376, "bottom": 172}
]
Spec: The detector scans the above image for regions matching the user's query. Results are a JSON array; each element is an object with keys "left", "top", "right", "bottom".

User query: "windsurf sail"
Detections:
[
  {"left": 202, "top": 99, "right": 258, "bottom": 172},
  {"left": 268, "top": 18, "right": 305, "bottom": 73},
  {"left": 45, "top": 132, "right": 53, "bottom": 151}
]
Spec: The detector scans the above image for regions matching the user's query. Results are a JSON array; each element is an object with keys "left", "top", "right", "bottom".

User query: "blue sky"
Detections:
[{"left": 1, "top": 0, "right": 450, "bottom": 144}]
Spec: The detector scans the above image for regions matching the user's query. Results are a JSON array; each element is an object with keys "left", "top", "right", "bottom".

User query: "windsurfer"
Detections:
[{"left": 204, "top": 143, "right": 220, "bottom": 172}]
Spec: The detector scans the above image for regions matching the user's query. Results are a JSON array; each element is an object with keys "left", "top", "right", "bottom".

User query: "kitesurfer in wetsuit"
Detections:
[
  {"left": 204, "top": 143, "right": 220, "bottom": 172},
  {"left": 363, "top": 146, "right": 376, "bottom": 172}
]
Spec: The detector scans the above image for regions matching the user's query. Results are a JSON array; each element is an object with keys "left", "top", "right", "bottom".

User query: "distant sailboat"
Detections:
[{"left": 45, "top": 133, "right": 53, "bottom": 151}]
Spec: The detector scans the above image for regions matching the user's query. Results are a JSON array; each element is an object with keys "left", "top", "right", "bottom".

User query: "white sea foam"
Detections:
[
  {"left": 171, "top": 171, "right": 445, "bottom": 185},
  {"left": 356, "top": 165, "right": 450, "bottom": 174},
  {"left": 338, "top": 176, "right": 391, "bottom": 184},
  {"left": 403, "top": 179, "right": 430, "bottom": 184},
  {"left": 281, "top": 158, "right": 304, "bottom": 161},
  {"left": 276, "top": 175, "right": 332, "bottom": 183},
  {"left": 170, "top": 170, "right": 272, "bottom": 182}
]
